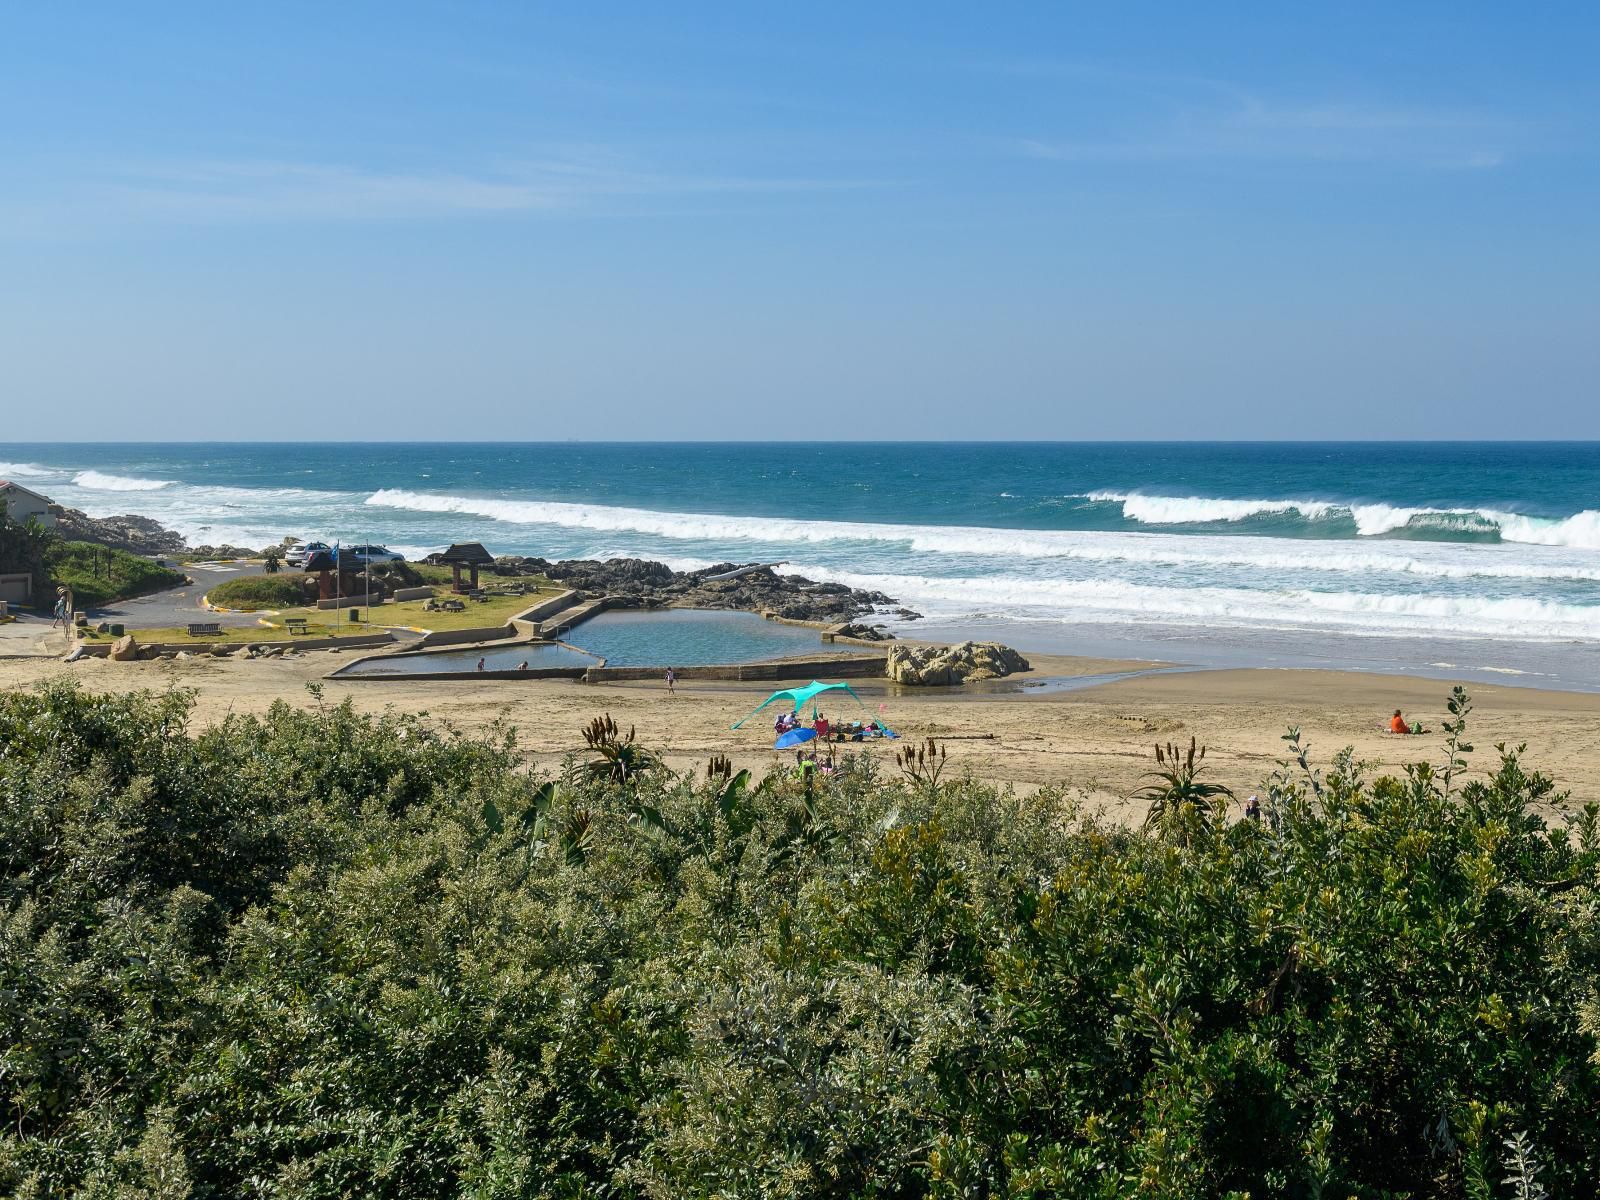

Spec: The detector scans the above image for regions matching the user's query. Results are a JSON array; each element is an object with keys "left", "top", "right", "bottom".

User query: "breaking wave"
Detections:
[
  {"left": 1082, "top": 491, "right": 1600, "bottom": 549},
  {"left": 365, "top": 489, "right": 1600, "bottom": 583},
  {"left": 785, "top": 566, "right": 1600, "bottom": 643},
  {"left": 72, "top": 470, "right": 174, "bottom": 492},
  {"left": 0, "top": 462, "right": 54, "bottom": 479}
]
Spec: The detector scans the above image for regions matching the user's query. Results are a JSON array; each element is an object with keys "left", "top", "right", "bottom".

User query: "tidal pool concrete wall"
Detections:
[{"left": 580, "top": 655, "right": 886, "bottom": 684}]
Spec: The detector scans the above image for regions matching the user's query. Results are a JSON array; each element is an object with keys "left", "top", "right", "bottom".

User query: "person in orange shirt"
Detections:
[{"left": 1390, "top": 709, "right": 1411, "bottom": 734}]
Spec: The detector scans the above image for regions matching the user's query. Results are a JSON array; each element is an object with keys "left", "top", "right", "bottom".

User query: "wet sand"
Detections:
[{"left": 5, "top": 641, "right": 1597, "bottom": 821}]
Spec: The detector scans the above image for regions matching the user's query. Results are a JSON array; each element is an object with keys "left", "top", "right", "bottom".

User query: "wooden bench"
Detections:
[
  {"left": 186, "top": 622, "right": 222, "bottom": 637},
  {"left": 284, "top": 617, "right": 311, "bottom": 635}
]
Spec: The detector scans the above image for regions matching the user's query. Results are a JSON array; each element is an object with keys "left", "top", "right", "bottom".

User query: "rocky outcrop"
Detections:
[
  {"left": 832, "top": 622, "right": 893, "bottom": 642},
  {"left": 108, "top": 634, "right": 139, "bottom": 661},
  {"left": 482, "top": 556, "right": 915, "bottom": 628},
  {"left": 55, "top": 510, "right": 186, "bottom": 556},
  {"left": 885, "top": 641, "right": 1030, "bottom": 686},
  {"left": 189, "top": 544, "right": 262, "bottom": 560}
]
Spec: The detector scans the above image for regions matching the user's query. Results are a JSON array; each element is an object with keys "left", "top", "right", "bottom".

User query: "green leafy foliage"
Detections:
[
  {"left": 0, "top": 509, "right": 59, "bottom": 601},
  {"left": 1137, "top": 735, "right": 1235, "bottom": 846},
  {"left": 45, "top": 541, "right": 185, "bottom": 609},
  {"left": 1, "top": 683, "right": 1597, "bottom": 1197},
  {"left": 204, "top": 574, "right": 307, "bottom": 610},
  {"left": 578, "top": 712, "right": 661, "bottom": 785}
]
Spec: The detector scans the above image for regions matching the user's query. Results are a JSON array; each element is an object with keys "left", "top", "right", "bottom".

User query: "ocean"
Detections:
[{"left": 6, "top": 442, "right": 1600, "bottom": 690}]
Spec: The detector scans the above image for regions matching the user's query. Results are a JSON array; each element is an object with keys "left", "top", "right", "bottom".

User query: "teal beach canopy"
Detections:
[{"left": 731, "top": 680, "right": 895, "bottom": 736}]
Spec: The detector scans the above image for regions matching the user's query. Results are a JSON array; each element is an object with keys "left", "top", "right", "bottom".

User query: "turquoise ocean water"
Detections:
[{"left": 5, "top": 442, "right": 1599, "bottom": 689}]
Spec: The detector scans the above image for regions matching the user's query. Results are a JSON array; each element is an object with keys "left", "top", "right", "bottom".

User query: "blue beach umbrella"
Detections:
[
  {"left": 774, "top": 727, "right": 818, "bottom": 750},
  {"left": 733, "top": 680, "right": 897, "bottom": 738}
]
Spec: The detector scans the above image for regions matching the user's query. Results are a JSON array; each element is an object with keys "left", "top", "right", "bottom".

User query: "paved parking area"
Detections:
[{"left": 93, "top": 560, "right": 269, "bottom": 629}]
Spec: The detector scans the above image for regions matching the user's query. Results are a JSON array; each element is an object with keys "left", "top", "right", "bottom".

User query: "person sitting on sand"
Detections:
[
  {"left": 814, "top": 713, "right": 830, "bottom": 740},
  {"left": 1390, "top": 709, "right": 1410, "bottom": 734}
]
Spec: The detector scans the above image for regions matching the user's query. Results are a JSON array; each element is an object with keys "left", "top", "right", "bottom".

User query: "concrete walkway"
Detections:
[{"left": 0, "top": 613, "right": 71, "bottom": 657}]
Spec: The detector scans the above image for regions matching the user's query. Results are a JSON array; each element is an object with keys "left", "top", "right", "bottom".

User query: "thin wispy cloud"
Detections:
[
  {"left": 1002, "top": 67, "right": 1516, "bottom": 170},
  {"left": 15, "top": 154, "right": 888, "bottom": 229}
]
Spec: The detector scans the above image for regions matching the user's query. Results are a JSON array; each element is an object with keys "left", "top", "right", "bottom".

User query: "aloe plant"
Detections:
[
  {"left": 579, "top": 712, "right": 661, "bottom": 785},
  {"left": 1136, "top": 735, "right": 1235, "bottom": 844}
]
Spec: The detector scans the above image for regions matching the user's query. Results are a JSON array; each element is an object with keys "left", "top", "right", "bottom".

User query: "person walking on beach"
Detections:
[{"left": 665, "top": 667, "right": 677, "bottom": 696}]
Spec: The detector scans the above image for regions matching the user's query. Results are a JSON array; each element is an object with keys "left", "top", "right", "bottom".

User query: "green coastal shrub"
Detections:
[
  {"left": 0, "top": 510, "right": 57, "bottom": 601},
  {"left": 1, "top": 682, "right": 1597, "bottom": 1197},
  {"left": 45, "top": 541, "right": 184, "bottom": 608},
  {"left": 204, "top": 573, "right": 308, "bottom": 610}
]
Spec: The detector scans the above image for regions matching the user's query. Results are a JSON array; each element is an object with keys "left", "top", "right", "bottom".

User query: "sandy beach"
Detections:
[{"left": 6, "top": 637, "right": 1597, "bottom": 821}]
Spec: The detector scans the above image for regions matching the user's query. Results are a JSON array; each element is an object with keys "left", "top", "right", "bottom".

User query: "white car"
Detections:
[
  {"left": 342, "top": 544, "right": 405, "bottom": 565},
  {"left": 285, "top": 541, "right": 329, "bottom": 568}
]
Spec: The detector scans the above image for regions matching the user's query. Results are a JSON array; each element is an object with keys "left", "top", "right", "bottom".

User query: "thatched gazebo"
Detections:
[
  {"left": 300, "top": 550, "right": 361, "bottom": 601},
  {"left": 438, "top": 542, "right": 495, "bottom": 594}
]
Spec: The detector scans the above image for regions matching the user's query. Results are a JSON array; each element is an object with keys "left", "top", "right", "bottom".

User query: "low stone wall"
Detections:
[
  {"left": 539, "top": 595, "right": 620, "bottom": 635},
  {"left": 516, "top": 589, "right": 581, "bottom": 623},
  {"left": 315, "top": 595, "right": 383, "bottom": 611},
  {"left": 582, "top": 654, "right": 886, "bottom": 684},
  {"left": 392, "top": 586, "right": 433, "bottom": 602},
  {"left": 417, "top": 625, "right": 520, "bottom": 648},
  {"left": 763, "top": 612, "right": 836, "bottom": 632},
  {"left": 336, "top": 665, "right": 590, "bottom": 682},
  {"left": 74, "top": 631, "right": 395, "bottom": 658}
]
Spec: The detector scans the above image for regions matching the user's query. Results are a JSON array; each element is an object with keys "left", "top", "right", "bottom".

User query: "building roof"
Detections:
[
  {"left": 0, "top": 480, "right": 53, "bottom": 504},
  {"left": 438, "top": 542, "right": 495, "bottom": 564}
]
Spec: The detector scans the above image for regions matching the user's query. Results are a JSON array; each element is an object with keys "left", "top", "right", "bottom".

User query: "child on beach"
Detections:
[{"left": 665, "top": 667, "right": 677, "bottom": 696}]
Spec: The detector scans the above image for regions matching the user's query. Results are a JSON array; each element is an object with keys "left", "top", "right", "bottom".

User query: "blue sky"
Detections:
[{"left": 3, "top": 2, "right": 1597, "bottom": 440}]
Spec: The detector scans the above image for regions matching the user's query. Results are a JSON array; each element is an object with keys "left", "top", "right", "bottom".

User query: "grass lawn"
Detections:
[
  {"left": 276, "top": 579, "right": 562, "bottom": 633},
  {"left": 73, "top": 578, "right": 562, "bottom": 644},
  {"left": 363, "top": 585, "right": 563, "bottom": 631}
]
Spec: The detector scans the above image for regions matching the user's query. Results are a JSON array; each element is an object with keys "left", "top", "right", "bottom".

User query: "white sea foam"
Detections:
[
  {"left": 0, "top": 462, "right": 55, "bottom": 479},
  {"left": 786, "top": 566, "right": 1600, "bottom": 643},
  {"left": 1084, "top": 490, "right": 1600, "bottom": 549},
  {"left": 1085, "top": 491, "right": 1338, "bottom": 524},
  {"left": 365, "top": 489, "right": 1600, "bottom": 583},
  {"left": 72, "top": 470, "right": 174, "bottom": 491},
  {"left": 1495, "top": 509, "right": 1600, "bottom": 550}
]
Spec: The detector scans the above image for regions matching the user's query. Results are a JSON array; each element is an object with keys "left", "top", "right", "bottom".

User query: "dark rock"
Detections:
[
  {"left": 190, "top": 544, "right": 259, "bottom": 560},
  {"left": 491, "top": 555, "right": 920, "bottom": 626},
  {"left": 54, "top": 509, "right": 187, "bottom": 556},
  {"left": 834, "top": 622, "right": 891, "bottom": 641}
]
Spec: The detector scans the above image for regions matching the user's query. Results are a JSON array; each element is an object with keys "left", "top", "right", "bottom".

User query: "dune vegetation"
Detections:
[{"left": 1, "top": 682, "right": 1597, "bottom": 1197}]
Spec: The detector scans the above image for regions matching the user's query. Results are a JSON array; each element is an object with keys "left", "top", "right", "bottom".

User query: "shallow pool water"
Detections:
[
  {"left": 564, "top": 609, "right": 823, "bottom": 666},
  {"left": 338, "top": 641, "right": 599, "bottom": 676},
  {"left": 336, "top": 609, "right": 827, "bottom": 677}
]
